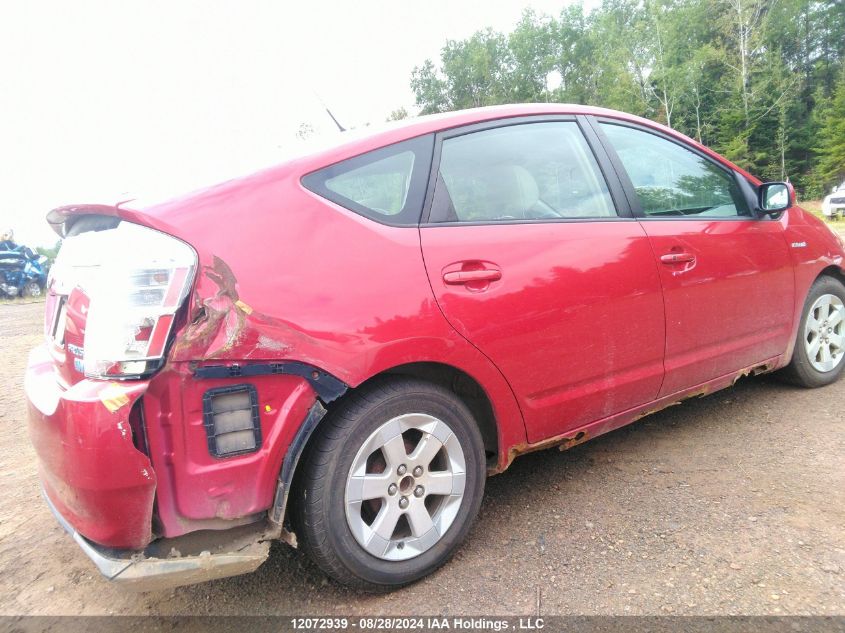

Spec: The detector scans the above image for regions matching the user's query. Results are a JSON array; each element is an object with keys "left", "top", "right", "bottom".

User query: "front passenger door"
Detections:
[{"left": 595, "top": 120, "right": 795, "bottom": 396}]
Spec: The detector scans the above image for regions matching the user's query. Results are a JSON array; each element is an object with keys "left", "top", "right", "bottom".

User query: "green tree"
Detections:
[
  {"left": 551, "top": 3, "right": 598, "bottom": 104},
  {"left": 814, "top": 65, "right": 845, "bottom": 187},
  {"left": 387, "top": 107, "right": 409, "bottom": 122},
  {"left": 36, "top": 240, "right": 62, "bottom": 265},
  {"left": 407, "top": 0, "right": 844, "bottom": 197},
  {"left": 509, "top": 10, "right": 556, "bottom": 102},
  {"left": 410, "top": 59, "right": 449, "bottom": 114}
]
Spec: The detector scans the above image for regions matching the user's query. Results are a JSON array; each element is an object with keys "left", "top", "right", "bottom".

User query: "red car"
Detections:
[{"left": 27, "top": 104, "right": 845, "bottom": 590}]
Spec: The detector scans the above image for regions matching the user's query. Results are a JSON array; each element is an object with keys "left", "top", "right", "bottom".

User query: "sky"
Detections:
[{"left": 0, "top": 0, "right": 596, "bottom": 247}]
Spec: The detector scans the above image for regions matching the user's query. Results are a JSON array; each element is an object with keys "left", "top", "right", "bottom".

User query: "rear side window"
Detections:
[
  {"left": 429, "top": 122, "right": 616, "bottom": 223},
  {"left": 600, "top": 123, "right": 750, "bottom": 218},
  {"left": 302, "top": 135, "right": 434, "bottom": 226}
]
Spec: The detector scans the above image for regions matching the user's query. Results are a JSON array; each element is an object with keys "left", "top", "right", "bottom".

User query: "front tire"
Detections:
[
  {"left": 781, "top": 275, "right": 845, "bottom": 388},
  {"left": 292, "top": 378, "right": 486, "bottom": 591}
]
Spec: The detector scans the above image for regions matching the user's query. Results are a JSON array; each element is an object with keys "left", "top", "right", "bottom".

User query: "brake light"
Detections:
[{"left": 74, "top": 222, "right": 197, "bottom": 379}]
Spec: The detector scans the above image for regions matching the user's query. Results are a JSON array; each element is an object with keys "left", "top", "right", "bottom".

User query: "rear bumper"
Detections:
[
  {"left": 28, "top": 341, "right": 278, "bottom": 587},
  {"left": 42, "top": 486, "right": 270, "bottom": 589},
  {"left": 27, "top": 339, "right": 324, "bottom": 545},
  {"left": 26, "top": 344, "right": 156, "bottom": 549}
]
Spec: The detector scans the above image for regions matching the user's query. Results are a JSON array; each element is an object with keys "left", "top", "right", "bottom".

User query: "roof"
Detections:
[
  {"left": 292, "top": 103, "right": 671, "bottom": 168},
  {"left": 50, "top": 103, "right": 756, "bottom": 233}
]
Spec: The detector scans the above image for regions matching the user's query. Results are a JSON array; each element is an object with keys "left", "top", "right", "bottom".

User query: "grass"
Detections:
[
  {"left": 799, "top": 198, "right": 825, "bottom": 216},
  {"left": 799, "top": 198, "right": 844, "bottom": 225}
]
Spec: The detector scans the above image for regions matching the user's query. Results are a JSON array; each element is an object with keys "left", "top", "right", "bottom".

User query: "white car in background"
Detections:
[{"left": 822, "top": 180, "right": 845, "bottom": 218}]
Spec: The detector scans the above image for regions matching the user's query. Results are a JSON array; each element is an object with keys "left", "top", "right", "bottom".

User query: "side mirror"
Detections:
[{"left": 758, "top": 182, "right": 791, "bottom": 215}]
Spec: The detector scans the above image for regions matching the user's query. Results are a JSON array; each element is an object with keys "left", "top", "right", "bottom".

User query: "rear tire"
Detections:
[
  {"left": 22, "top": 281, "right": 42, "bottom": 298},
  {"left": 291, "top": 378, "right": 486, "bottom": 591},
  {"left": 781, "top": 275, "right": 845, "bottom": 388}
]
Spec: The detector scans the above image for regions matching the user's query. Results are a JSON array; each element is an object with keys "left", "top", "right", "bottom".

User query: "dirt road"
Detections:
[{"left": 0, "top": 301, "right": 842, "bottom": 615}]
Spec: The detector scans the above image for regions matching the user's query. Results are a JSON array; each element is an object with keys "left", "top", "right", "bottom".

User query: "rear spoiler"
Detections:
[
  {"left": 46, "top": 204, "right": 129, "bottom": 238},
  {"left": 47, "top": 201, "right": 191, "bottom": 252}
]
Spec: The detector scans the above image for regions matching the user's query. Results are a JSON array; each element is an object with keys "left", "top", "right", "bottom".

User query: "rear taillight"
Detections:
[{"left": 51, "top": 220, "right": 196, "bottom": 379}]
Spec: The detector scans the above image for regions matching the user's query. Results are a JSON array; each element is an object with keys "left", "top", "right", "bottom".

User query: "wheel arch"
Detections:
[
  {"left": 274, "top": 360, "right": 510, "bottom": 530},
  {"left": 816, "top": 264, "right": 845, "bottom": 287},
  {"left": 374, "top": 362, "right": 499, "bottom": 465},
  {"left": 779, "top": 264, "right": 845, "bottom": 386},
  {"left": 782, "top": 263, "right": 845, "bottom": 367}
]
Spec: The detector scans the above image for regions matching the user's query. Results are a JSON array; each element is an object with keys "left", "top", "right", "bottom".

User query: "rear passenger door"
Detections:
[
  {"left": 419, "top": 118, "right": 666, "bottom": 443},
  {"left": 592, "top": 119, "right": 794, "bottom": 396}
]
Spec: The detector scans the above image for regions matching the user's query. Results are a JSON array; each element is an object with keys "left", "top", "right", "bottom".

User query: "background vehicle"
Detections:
[
  {"left": 26, "top": 104, "right": 845, "bottom": 591},
  {"left": 822, "top": 180, "right": 845, "bottom": 218},
  {"left": 0, "top": 247, "right": 48, "bottom": 298}
]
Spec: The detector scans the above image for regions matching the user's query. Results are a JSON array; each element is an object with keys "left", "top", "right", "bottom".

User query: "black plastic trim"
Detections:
[
  {"left": 577, "top": 115, "right": 633, "bottom": 218},
  {"left": 270, "top": 400, "right": 327, "bottom": 523},
  {"left": 735, "top": 171, "right": 765, "bottom": 217},
  {"left": 202, "top": 384, "right": 262, "bottom": 459},
  {"left": 193, "top": 362, "right": 348, "bottom": 403},
  {"left": 128, "top": 399, "right": 150, "bottom": 457},
  {"left": 634, "top": 215, "right": 764, "bottom": 222},
  {"left": 422, "top": 217, "right": 636, "bottom": 228},
  {"left": 583, "top": 115, "right": 643, "bottom": 216}
]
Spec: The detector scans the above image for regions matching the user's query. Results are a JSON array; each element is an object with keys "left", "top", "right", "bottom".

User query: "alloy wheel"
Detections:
[
  {"left": 344, "top": 413, "right": 466, "bottom": 561},
  {"left": 804, "top": 293, "right": 844, "bottom": 373}
]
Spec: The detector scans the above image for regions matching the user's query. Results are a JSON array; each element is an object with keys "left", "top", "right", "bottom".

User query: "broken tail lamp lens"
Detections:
[
  {"left": 81, "top": 223, "right": 197, "bottom": 379},
  {"left": 202, "top": 385, "right": 262, "bottom": 457}
]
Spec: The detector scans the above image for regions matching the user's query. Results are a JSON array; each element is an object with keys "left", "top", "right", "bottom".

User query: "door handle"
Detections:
[
  {"left": 443, "top": 269, "right": 502, "bottom": 284},
  {"left": 660, "top": 252, "right": 696, "bottom": 264}
]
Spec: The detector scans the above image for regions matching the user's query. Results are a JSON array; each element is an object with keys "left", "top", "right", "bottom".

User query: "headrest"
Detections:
[{"left": 483, "top": 164, "right": 539, "bottom": 218}]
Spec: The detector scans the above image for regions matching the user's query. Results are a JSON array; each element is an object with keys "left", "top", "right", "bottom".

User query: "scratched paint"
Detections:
[
  {"left": 172, "top": 255, "right": 309, "bottom": 361},
  {"left": 100, "top": 383, "right": 131, "bottom": 413}
]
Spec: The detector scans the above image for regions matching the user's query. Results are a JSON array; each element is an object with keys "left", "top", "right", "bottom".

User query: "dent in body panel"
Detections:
[
  {"left": 173, "top": 255, "right": 327, "bottom": 362},
  {"left": 142, "top": 364, "right": 319, "bottom": 538}
]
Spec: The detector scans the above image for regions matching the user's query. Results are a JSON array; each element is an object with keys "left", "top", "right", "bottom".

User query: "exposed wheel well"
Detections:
[
  {"left": 362, "top": 362, "right": 499, "bottom": 467},
  {"left": 301, "top": 363, "right": 499, "bottom": 474},
  {"left": 817, "top": 265, "right": 845, "bottom": 287},
  {"left": 283, "top": 362, "right": 500, "bottom": 529}
]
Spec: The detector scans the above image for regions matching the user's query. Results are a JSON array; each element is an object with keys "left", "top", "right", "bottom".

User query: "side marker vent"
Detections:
[{"left": 202, "top": 385, "right": 261, "bottom": 458}]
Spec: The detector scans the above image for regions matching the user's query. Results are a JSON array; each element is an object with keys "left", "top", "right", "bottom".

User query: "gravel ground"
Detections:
[{"left": 0, "top": 300, "right": 843, "bottom": 616}]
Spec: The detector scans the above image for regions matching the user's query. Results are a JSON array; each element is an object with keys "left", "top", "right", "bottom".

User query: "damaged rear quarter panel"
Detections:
[
  {"left": 142, "top": 364, "right": 317, "bottom": 538},
  {"left": 122, "top": 166, "right": 526, "bottom": 483}
]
